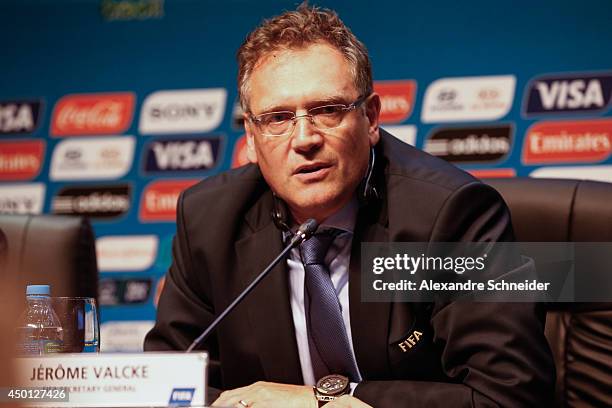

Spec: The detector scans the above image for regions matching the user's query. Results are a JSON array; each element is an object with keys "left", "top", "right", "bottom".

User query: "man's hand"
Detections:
[
  {"left": 323, "top": 395, "right": 373, "bottom": 408},
  {"left": 211, "top": 381, "right": 316, "bottom": 408}
]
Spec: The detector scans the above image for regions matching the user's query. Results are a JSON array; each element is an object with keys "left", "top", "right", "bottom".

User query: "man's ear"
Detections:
[
  {"left": 365, "top": 93, "right": 381, "bottom": 146},
  {"left": 244, "top": 115, "right": 258, "bottom": 164}
]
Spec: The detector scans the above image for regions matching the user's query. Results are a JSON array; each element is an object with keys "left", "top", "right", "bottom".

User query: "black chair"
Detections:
[
  {"left": 486, "top": 178, "right": 612, "bottom": 407},
  {"left": 0, "top": 214, "right": 98, "bottom": 314},
  {"left": 0, "top": 214, "right": 99, "bottom": 356}
]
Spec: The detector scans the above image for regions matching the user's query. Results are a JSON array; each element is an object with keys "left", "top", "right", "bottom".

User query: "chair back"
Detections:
[
  {"left": 0, "top": 214, "right": 98, "bottom": 302},
  {"left": 486, "top": 178, "right": 612, "bottom": 407}
]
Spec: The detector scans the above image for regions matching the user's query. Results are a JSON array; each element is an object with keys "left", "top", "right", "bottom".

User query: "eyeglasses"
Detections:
[{"left": 248, "top": 94, "right": 369, "bottom": 137}]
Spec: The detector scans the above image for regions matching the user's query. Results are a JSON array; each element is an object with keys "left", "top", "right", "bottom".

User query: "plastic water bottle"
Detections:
[{"left": 16, "top": 285, "right": 64, "bottom": 355}]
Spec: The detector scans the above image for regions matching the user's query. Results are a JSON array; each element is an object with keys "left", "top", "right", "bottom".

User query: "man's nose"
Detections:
[{"left": 291, "top": 115, "right": 323, "bottom": 152}]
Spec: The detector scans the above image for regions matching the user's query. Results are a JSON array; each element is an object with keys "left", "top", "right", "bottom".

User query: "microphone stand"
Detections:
[{"left": 186, "top": 219, "right": 317, "bottom": 352}]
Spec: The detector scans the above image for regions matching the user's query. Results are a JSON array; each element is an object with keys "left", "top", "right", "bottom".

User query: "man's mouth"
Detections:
[
  {"left": 295, "top": 163, "right": 330, "bottom": 174},
  {"left": 293, "top": 162, "right": 332, "bottom": 181}
]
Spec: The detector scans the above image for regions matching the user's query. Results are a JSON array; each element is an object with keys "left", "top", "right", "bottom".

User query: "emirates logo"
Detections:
[
  {"left": 522, "top": 119, "right": 612, "bottom": 164},
  {"left": 139, "top": 179, "right": 198, "bottom": 222},
  {"left": 0, "top": 140, "right": 45, "bottom": 180},
  {"left": 373, "top": 80, "right": 417, "bottom": 124}
]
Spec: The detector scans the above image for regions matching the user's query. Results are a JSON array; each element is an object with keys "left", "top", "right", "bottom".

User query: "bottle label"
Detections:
[
  {"left": 43, "top": 340, "right": 64, "bottom": 353},
  {"left": 18, "top": 341, "right": 40, "bottom": 355}
]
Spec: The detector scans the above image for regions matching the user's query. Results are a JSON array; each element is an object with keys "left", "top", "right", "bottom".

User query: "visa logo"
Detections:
[
  {"left": 153, "top": 141, "right": 214, "bottom": 169},
  {"left": 0, "top": 101, "right": 42, "bottom": 134},
  {"left": 524, "top": 72, "right": 612, "bottom": 116},
  {"left": 143, "top": 136, "right": 221, "bottom": 173},
  {"left": 536, "top": 80, "right": 604, "bottom": 109},
  {"left": 168, "top": 388, "right": 195, "bottom": 406}
]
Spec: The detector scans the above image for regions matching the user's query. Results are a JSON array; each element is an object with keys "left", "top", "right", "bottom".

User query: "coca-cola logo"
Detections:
[
  {"left": 51, "top": 92, "right": 135, "bottom": 136},
  {"left": 373, "top": 80, "right": 417, "bottom": 124},
  {"left": 0, "top": 140, "right": 45, "bottom": 180}
]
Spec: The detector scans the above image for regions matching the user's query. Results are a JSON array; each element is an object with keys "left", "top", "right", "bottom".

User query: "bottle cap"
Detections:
[{"left": 26, "top": 284, "right": 51, "bottom": 297}]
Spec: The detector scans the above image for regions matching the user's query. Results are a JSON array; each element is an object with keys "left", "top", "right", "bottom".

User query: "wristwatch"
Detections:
[{"left": 314, "top": 374, "right": 350, "bottom": 407}]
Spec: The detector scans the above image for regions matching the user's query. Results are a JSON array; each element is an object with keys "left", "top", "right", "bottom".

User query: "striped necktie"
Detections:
[{"left": 300, "top": 230, "right": 360, "bottom": 381}]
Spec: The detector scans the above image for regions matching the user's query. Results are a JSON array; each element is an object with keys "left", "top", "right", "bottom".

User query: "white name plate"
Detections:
[{"left": 14, "top": 352, "right": 208, "bottom": 407}]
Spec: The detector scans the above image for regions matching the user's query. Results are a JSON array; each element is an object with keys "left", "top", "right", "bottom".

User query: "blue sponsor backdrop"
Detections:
[{"left": 1, "top": 0, "right": 612, "bottom": 350}]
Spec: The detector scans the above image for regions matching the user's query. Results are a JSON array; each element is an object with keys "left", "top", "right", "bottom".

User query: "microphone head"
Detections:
[
  {"left": 298, "top": 218, "right": 318, "bottom": 239},
  {"left": 289, "top": 218, "right": 318, "bottom": 247}
]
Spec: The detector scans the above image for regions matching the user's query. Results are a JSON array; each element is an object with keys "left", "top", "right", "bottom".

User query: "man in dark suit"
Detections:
[{"left": 145, "top": 4, "right": 554, "bottom": 407}]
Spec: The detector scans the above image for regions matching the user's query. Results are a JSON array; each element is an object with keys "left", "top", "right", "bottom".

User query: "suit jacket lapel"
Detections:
[
  {"left": 349, "top": 208, "right": 392, "bottom": 379},
  {"left": 235, "top": 191, "right": 303, "bottom": 385}
]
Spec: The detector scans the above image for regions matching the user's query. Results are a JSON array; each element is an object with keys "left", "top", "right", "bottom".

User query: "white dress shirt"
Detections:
[{"left": 286, "top": 198, "right": 362, "bottom": 389}]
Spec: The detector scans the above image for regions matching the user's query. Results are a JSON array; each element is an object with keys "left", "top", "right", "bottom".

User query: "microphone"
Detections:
[
  {"left": 288, "top": 218, "right": 318, "bottom": 247},
  {"left": 186, "top": 218, "right": 319, "bottom": 352}
]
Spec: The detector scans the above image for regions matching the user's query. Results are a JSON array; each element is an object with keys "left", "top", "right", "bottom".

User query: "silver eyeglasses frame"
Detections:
[{"left": 248, "top": 94, "right": 371, "bottom": 137}]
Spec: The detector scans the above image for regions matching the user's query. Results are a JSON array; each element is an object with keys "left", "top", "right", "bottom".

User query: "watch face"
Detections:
[{"left": 316, "top": 374, "right": 349, "bottom": 396}]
